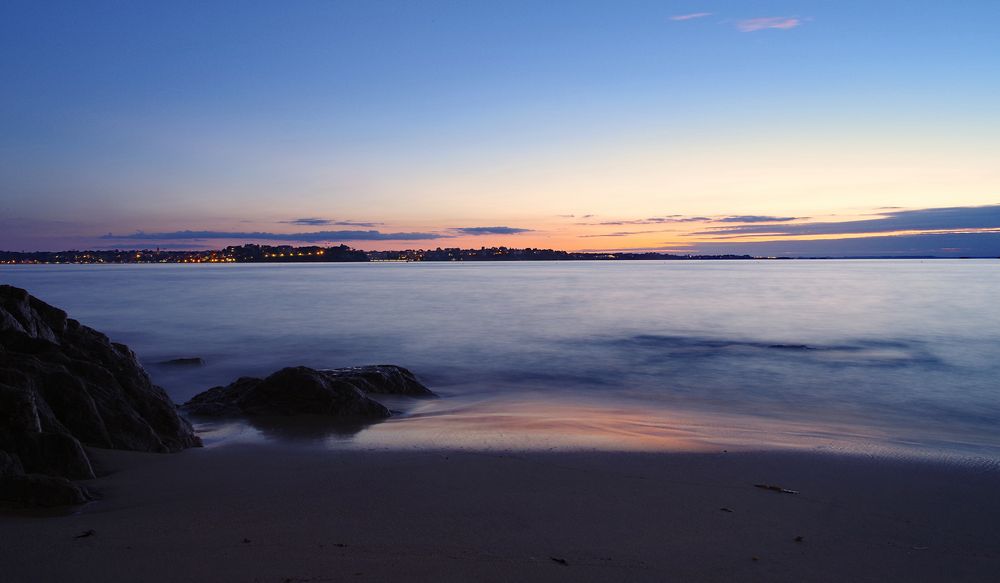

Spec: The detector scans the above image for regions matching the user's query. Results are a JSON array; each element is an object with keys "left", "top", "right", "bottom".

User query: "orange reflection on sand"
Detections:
[
  {"left": 354, "top": 398, "right": 704, "bottom": 451},
  {"left": 196, "top": 392, "right": 920, "bottom": 456},
  {"left": 352, "top": 395, "right": 880, "bottom": 453}
]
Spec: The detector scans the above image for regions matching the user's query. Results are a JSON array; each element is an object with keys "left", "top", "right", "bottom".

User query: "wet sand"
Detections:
[{"left": 2, "top": 444, "right": 998, "bottom": 582}]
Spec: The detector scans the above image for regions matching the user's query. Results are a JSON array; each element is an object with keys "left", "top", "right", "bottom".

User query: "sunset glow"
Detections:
[{"left": 2, "top": 1, "right": 999, "bottom": 256}]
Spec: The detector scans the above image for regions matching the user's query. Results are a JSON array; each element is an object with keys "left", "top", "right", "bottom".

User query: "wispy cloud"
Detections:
[
  {"left": 593, "top": 216, "right": 711, "bottom": 226},
  {"left": 451, "top": 226, "right": 533, "bottom": 235},
  {"left": 579, "top": 229, "right": 666, "bottom": 238},
  {"left": 101, "top": 230, "right": 446, "bottom": 242},
  {"left": 697, "top": 205, "right": 1000, "bottom": 237},
  {"left": 670, "top": 12, "right": 713, "bottom": 21},
  {"left": 736, "top": 17, "right": 803, "bottom": 32},
  {"left": 691, "top": 232, "right": 1000, "bottom": 258},
  {"left": 718, "top": 215, "right": 799, "bottom": 223},
  {"left": 280, "top": 218, "right": 382, "bottom": 227},
  {"left": 282, "top": 218, "right": 334, "bottom": 226}
]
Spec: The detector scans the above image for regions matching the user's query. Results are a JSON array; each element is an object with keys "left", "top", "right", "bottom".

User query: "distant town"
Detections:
[{"left": 0, "top": 244, "right": 754, "bottom": 264}]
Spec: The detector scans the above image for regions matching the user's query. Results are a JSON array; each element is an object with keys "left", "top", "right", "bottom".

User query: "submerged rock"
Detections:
[
  {"left": 0, "top": 285, "right": 201, "bottom": 507},
  {"left": 158, "top": 357, "right": 205, "bottom": 366},
  {"left": 183, "top": 365, "right": 434, "bottom": 418}
]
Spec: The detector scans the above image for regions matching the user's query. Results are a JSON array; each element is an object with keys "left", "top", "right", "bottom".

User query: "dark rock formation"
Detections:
[
  {"left": 183, "top": 365, "right": 434, "bottom": 418},
  {"left": 158, "top": 357, "right": 205, "bottom": 366},
  {"left": 0, "top": 285, "right": 201, "bottom": 506},
  {"left": 323, "top": 365, "right": 436, "bottom": 397}
]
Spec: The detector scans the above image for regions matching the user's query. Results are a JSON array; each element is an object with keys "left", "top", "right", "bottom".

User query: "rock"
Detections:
[
  {"left": 0, "top": 450, "right": 83, "bottom": 508},
  {"left": 158, "top": 357, "right": 205, "bottom": 366},
  {"left": 183, "top": 366, "right": 391, "bottom": 418},
  {"left": 323, "top": 365, "right": 436, "bottom": 397},
  {"left": 9, "top": 431, "right": 95, "bottom": 480},
  {"left": 183, "top": 365, "right": 434, "bottom": 418},
  {"left": 0, "top": 285, "right": 201, "bottom": 507},
  {"left": 0, "top": 472, "right": 91, "bottom": 507}
]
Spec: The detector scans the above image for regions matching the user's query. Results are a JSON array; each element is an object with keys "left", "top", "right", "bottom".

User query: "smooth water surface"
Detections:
[{"left": 3, "top": 261, "right": 999, "bottom": 459}]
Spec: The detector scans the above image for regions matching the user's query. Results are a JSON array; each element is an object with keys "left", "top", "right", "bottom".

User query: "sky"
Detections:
[{"left": 2, "top": 0, "right": 999, "bottom": 256}]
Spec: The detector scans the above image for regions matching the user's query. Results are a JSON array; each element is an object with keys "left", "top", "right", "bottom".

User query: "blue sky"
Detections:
[{"left": 2, "top": 1, "right": 999, "bottom": 255}]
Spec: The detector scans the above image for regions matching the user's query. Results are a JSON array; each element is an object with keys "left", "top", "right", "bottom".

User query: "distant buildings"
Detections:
[{"left": 0, "top": 244, "right": 751, "bottom": 264}]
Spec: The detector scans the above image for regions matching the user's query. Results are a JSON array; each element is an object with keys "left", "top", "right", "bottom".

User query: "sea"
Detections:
[{"left": 3, "top": 260, "right": 999, "bottom": 462}]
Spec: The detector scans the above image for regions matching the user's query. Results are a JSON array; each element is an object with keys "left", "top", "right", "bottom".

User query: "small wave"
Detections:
[{"left": 604, "top": 334, "right": 940, "bottom": 367}]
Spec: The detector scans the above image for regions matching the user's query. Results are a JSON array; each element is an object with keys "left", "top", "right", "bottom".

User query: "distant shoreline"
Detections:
[{"left": 2, "top": 244, "right": 997, "bottom": 264}]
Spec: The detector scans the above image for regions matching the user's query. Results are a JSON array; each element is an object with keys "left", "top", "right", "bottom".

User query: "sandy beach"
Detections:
[{"left": 2, "top": 444, "right": 997, "bottom": 582}]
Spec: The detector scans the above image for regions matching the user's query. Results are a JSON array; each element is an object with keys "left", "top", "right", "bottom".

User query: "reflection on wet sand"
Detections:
[
  {"left": 193, "top": 392, "right": 930, "bottom": 458},
  {"left": 356, "top": 395, "right": 902, "bottom": 453},
  {"left": 364, "top": 398, "right": 719, "bottom": 451},
  {"left": 191, "top": 414, "right": 385, "bottom": 445}
]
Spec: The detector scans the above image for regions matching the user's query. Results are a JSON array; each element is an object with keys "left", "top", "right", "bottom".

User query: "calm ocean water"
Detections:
[{"left": 3, "top": 260, "right": 999, "bottom": 460}]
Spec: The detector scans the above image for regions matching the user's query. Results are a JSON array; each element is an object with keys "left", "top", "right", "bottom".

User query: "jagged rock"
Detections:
[
  {"left": 0, "top": 285, "right": 201, "bottom": 507},
  {"left": 183, "top": 365, "right": 434, "bottom": 418}
]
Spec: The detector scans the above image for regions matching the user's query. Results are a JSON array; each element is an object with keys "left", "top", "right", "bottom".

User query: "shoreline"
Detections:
[
  {"left": 189, "top": 392, "right": 1000, "bottom": 468},
  {"left": 3, "top": 443, "right": 998, "bottom": 582}
]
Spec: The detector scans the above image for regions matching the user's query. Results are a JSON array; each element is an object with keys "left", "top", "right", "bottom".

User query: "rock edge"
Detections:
[{"left": 0, "top": 285, "right": 202, "bottom": 507}]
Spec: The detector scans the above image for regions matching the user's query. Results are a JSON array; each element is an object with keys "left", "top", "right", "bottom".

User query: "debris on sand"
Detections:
[{"left": 754, "top": 484, "right": 799, "bottom": 494}]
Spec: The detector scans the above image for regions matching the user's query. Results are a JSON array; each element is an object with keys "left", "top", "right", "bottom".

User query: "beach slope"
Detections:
[{"left": 1, "top": 445, "right": 997, "bottom": 582}]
